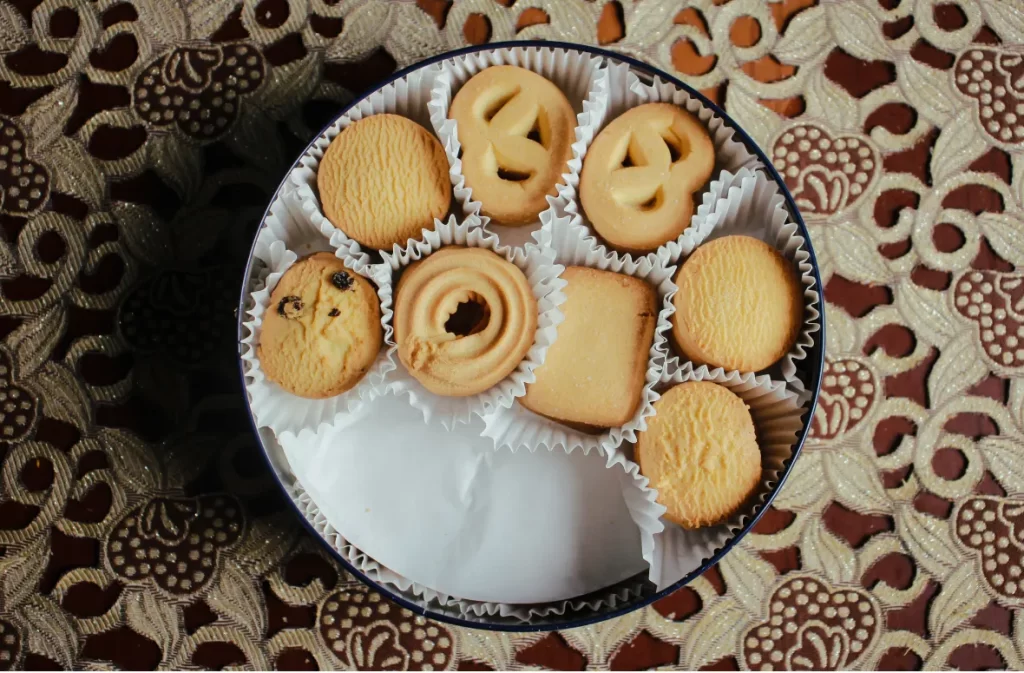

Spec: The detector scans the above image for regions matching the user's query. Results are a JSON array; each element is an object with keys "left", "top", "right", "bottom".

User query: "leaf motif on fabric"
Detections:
[
  {"left": 718, "top": 545, "right": 777, "bottom": 616},
  {"left": 17, "top": 595, "right": 78, "bottom": 669},
  {"left": 185, "top": 0, "right": 239, "bottom": 40},
  {"left": 825, "top": 2, "right": 891, "bottom": 62},
  {"left": 24, "top": 361, "right": 91, "bottom": 430},
  {"left": 456, "top": 629, "right": 517, "bottom": 671},
  {"left": 822, "top": 449, "right": 892, "bottom": 515},
  {"left": 896, "top": 280, "right": 960, "bottom": 345},
  {"left": 23, "top": 81, "right": 77, "bottom": 152},
  {"left": 981, "top": 435, "right": 1024, "bottom": 494},
  {"left": 206, "top": 560, "right": 267, "bottom": 639},
  {"left": 125, "top": 588, "right": 181, "bottom": 657},
  {"left": 134, "top": 0, "right": 190, "bottom": 44},
  {"left": 102, "top": 427, "right": 162, "bottom": 493},
  {"left": 897, "top": 57, "right": 955, "bottom": 125},
  {"left": 801, "top": 518, "right": 857, "bottom": 584},
  {"left": 928, "top": 331, "right": 989, "bottom": 406},
  {"left": 897, "top": 505, "right": 960, "bottom": 581},
  {"left": 979, "top": 213, "right": 1024, "bottom": 268},
  {"left": 930, "top": 106, "right": 990, "bottom": 186},
  {"left": 561, "top": 609, "right": 642, "bottom": 667},
  {"left": 773, "top": 450, "right": 827, "bottom": 510},
  {"left": 773, "top": 5, "right": 831, "bottom": 65},
  {"left": 324, "top": 2, "right": 392, "bottom": 63},
  {"left": 826, "top": 221, "right": 892, "bottom": 285},
  {"left": 48, "top": 137, "right": 105, "bottom": 210},
  {"left": 803, "top": 69, "right": 859, "bottom": 133},
  {"left": 682, "top": 597, "right": 749, "bottom": 671},
  {"left": 0, "top": 533, "right": 48, "bottom": 612},
  {"left": 724, "top": 83, "right": 783, "bottom": 150},
  {"left": 7, "top": 302, "right": 65, "bottom": 378},
  {"left": 0, "top": 2, "right": 28, "bottom": 54},
  {"left": 928, "top": 562, "right": 990, "bottom": 641},
  {"left": 979, "top": 0, "right": 1024, "bottom": 44}
]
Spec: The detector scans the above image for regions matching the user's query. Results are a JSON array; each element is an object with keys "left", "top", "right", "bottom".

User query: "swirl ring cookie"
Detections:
[
  {"left": 449, "top": 65, "right": 575, "bottom": 226},
  {"left": 672, "top": 235, "right": 803, "bottom": 372},
  {"left": 637, "top": 381, "right": 761, "bottom": 529},
  {"left": 318, "top": 114, "right": 451, "bottom": 250},
  {"left": 259, "top": 253, "right": 383, "bottom": 399},
  {"left": 580, "top": 103, "right": 714, "bottom": 254},
  {"left": 395, "top": 247, "right": 537, "bottom": 397}
]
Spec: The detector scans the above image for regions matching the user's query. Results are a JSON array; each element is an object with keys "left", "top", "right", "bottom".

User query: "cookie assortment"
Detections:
[{"left": 241, "top": 47, "right": 820, "bottom": 620}]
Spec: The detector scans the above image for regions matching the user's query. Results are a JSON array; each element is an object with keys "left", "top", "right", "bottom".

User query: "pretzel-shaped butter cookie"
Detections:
[
  {"left": 449, "top": 66, "right": 575, "bottom": 226},
  {"left": 580, "top": 103, "right": 714, "bottom": 254}
]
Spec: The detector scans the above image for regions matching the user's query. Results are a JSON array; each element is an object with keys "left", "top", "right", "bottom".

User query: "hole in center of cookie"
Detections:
[
  {"left": 638, "top": 187, "right": 664, "bottom": 211},
  {"left": 497, "top": 166, "right": 532, "bottom": 182},
  {"left": 662, "top": 130, "right": 689, "bottom": 163},
  {"left": 445, "top": 295, "right": 490, "bottom": 337}
]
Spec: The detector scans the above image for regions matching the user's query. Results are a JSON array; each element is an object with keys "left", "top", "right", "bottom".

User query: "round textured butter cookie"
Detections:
[
  {"left": 449, "top": 65, "right": 575, "bottom": 226},
  {"left": 394, "top": 247, "right": 537, "bottom": 397},
  {"left": 672, "top": 235, "right": 803, "bottom": 372},
  {"left": 259, "top": 252, "right": 382, "bottom": 399},
  {"left": 637, "top": 381, "right": 761, "bottom": 529},
  {"left": 317, "top": 114, "right": 451, "bottom": 250}
]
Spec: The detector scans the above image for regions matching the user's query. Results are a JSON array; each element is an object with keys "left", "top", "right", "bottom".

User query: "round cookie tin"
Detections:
[{"left": 237, "top": 41, "right": 826, "bottom": 631}]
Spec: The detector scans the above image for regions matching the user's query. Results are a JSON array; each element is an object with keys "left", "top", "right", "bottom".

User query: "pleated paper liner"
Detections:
[
  {"left": 368, "top": 214, "right": 565, "bottom": 429},
  {"left": 480, "top": 212, "right": 673, "bottom": 459},
  {"left": 429, "top": 45, "right": 604, "bottom": 248},
  {"left": 619, "top": 364, "right": 805, "bottom": 590},
  {"left": 239, "top": 187, "right": 395, "bottom": 439},
  {"left": 555, "top": 61, "right": 763, "bottom": 265},
  {"left": 289, "top": 63, "right": 445, "bottom": 264},
  {"left": 665, "top": 168, "right": 821, "bottom": 395}
]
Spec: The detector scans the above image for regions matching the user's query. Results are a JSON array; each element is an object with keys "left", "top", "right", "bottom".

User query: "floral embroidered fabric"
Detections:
[{"left": 0, "top": 0, "right": 1022, "bottom": 669}]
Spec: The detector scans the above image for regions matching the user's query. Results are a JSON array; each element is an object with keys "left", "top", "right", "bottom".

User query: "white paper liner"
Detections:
[
  {"left": 289, "top": 63, "right": 446, "bottom": 260},
  {"left": 556, "top": 61, "right": 762, "bottom": 265},
  {"left": 480, "top": 211, "right": 673, "bottom": 459},
  {"left": 666, "top": 168, "right": 821, "bottom": 391},
  {"left": 240, "top": 188, "right": 395, "bottom": 439},
  {"left": 620, "top": 365, "right": 805, "bottom": 590},
  {"left": 279, "top": 388, "right": 650, "bottom": 623},
  {"left": 428, "top": 45, "right": 603, "bottom": 248},
  {"left": 369, "top": 214, "right": 565, "bottom": 430}
]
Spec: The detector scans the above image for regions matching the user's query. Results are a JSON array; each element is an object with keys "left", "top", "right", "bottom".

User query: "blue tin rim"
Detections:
[{"left": 236, "top": 40, "right": 826, "bottom": 632}]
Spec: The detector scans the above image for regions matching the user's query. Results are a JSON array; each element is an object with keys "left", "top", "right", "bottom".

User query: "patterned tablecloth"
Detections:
[{"left": 1, "top": 0, "right": 1023, "bottom": 669}]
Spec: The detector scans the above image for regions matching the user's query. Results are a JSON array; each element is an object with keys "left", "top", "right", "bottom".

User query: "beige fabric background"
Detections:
[{"left": 0, "top": 0, "right": 1023, "bottom": 669}]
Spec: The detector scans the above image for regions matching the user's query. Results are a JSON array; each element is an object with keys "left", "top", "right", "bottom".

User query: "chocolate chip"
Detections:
[
  {"left": 277, "top": 295, "right": 304, "bottom": 318},
  {"left": 332, "top": 271, "right": 354, "bottom": 291},
  {"left": 328, "top": 308, "right": 340, "bottom": 317}
]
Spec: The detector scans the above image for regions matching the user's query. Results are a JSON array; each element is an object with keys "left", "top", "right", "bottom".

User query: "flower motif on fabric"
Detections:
[
  {"left": 0, "top": 351, "right": 37, "bottom": 442},
  {"left": 319, "top": 588, "right": 454, "bottom": 670},
  {"left": 741, "top": 577, "right": 880, "bottom": 671},
  {"left": 105, "top": 494, "right": 243, "bottom": 596},
  {"left": 118, "top": 267, "right": 237, "bottom": 366},
  {"left": 952, "top": 270, "right": 1024, "bottom": 371},
  {"left": 954, "top": 496, "right": 1024, "bottom": 603},
  {"left": 770, "top": 123, "right": 880, "bottom": 221},
  {"left": 810, "top": 358, "right": 879, "bottom": 442},
  {"left": 953, "top": 47, "right": 1024, "bottom": 148},
  {"left": 133, "top": 44, "right": 266, "bottom": 141},
  {"left": 0, "top": 621, "right": 20, "bottom": 671},
  {"left": 0, "top": 117, "right": 49, "bottom": 216}
]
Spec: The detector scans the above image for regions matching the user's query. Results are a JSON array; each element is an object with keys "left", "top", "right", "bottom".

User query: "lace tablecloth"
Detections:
[{"left": 1, "top": 0, "right": 1022, "bottom": 669}]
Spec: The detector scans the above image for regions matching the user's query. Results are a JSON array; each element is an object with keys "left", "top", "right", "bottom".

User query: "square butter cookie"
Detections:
[{"left": 520, "top": 266, "right": 657, "bottom": 428}]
